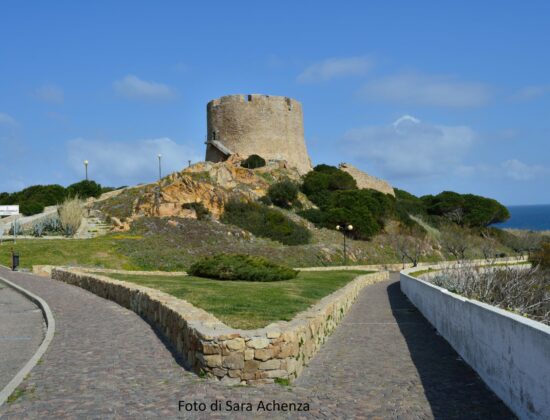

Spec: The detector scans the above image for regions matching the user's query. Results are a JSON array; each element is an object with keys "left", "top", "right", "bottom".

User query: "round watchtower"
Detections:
[{"left": 205, "top": 94, "right": 312, "bottom": 174}]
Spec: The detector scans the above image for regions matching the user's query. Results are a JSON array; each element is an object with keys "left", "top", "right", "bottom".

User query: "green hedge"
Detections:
[
  {"left": 221, "top": 200, "right": 311, "bottom": 245},
  {"left": 188, "top": 254, "right": 298, "bottom": 281}
]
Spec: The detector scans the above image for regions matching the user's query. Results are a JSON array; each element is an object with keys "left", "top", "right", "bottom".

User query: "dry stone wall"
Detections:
[
  {"left": 338, "top": 163, "right": 395, "bottom": 196},
  {"left": 51, "top": 268, "right": 388, "bottom": 385}
]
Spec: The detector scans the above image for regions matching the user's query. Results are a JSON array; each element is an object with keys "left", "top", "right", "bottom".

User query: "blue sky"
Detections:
[{"left": 1, "top": 1, "right": 549, "bottom": 205}]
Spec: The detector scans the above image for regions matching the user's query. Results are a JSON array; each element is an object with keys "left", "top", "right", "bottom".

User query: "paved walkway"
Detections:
[
  {"left": 0, "top": 269, "right": 514, "bottom": 419},
  {"left": 0, "top": 280, "right": 44, "bottom": 391}
]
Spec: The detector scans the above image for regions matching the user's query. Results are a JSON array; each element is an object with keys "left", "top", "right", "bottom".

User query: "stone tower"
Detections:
[{"left": 205, "top": 94, "right": 312, "bottom": 174}]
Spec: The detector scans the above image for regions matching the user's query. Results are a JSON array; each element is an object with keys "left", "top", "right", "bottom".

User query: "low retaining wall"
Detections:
[
  {"left": 52, "top": 268, "right": 388, "bottom": 385},
  {"left": 400, "top": 267, "right": 550, "bottom": 420}
]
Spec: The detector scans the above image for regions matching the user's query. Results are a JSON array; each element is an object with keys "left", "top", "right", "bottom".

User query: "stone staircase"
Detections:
[{"left": 75, "top": 210, "right": 111, "bottom": 239}]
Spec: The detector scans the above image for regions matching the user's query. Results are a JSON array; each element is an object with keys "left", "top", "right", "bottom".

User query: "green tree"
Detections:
[
  {"left": 267, "top": 179, "right": 300, "bottom": 208},
  {"left": 66, "top": 180, "right": 103, "bottom": 199}
]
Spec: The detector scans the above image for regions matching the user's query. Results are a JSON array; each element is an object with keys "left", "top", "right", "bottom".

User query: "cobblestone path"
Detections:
[
  {"left": 0, "top": 269, "right": 514, "bottom": 419},
  {"left": 0, "top": 280, "right": 44, "bottom": 391}
]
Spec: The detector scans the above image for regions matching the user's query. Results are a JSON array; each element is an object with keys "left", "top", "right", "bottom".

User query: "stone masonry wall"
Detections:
[
  {"left": 339, "top": 163, "right": 395, "bottom": 196},
  {"left": 51, "top": 268, "right": 388, "bottom": 385},
  {"left": 206, "top": 94, "right": 312, "bottom": 175}
]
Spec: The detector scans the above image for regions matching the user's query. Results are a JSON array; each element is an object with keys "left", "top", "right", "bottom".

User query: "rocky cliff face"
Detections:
[{"left": 96, "top": 156, "right": 303, "bottom": 231}]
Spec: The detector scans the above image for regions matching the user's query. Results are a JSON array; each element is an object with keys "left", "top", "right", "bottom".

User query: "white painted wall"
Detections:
[{"left": 400, "top": 268, "right": 550, "bottom": 420}]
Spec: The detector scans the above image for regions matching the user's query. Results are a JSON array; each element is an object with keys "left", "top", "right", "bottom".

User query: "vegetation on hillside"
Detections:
[
  {"left": 0, "top": 180, "right": 114, "bottom": 216},
  {"left": 221, "top": 199, "right": 311, "bottom": 245},
  {"left": 266, "top": 179, "right": 300, "bottom": 209}
]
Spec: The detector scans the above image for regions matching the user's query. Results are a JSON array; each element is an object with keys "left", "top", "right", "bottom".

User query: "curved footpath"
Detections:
[
  {"left": 0, "top": 268, "right": 514, "bottom": 419},
  {"left": 0, "top": 282, "right": 45, "bottom": 392}
]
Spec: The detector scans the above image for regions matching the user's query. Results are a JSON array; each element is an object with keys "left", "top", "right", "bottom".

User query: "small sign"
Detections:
[{"left": 0, "top": 205, "right": 19, "bottom": 216}]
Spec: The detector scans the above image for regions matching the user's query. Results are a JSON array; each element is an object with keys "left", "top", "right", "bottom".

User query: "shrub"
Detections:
[
  {"left": 20, "top": 201, "right": 45, "bottom": 216},
  {"left": 9, "top": 219, "right": 22, "bottom": 236},
  {"left": 530, "top": 243, "right": 550, "bottom": 269},
  {"left": 267, "top": 179, "right": 299, "bottom": 208},
  {"left": 67, "top": 180, "right": 102, "bottom": 199},
  {"left": 182, "top": 202, "right": 210, "bottom": 220},
  {"left": 432, "top": 264, "right": 550, "bottom": 325},
  {"left": 58, "top": 197, "right": 85, "bottom": 236},
  {"left": 241, "top": 154, "right": 266, "bottom": 169},
  {"left": 302, "top": 165, "right": 356, "bottom": 207},
  {"left": 221, "top": 200, "right": 311, "bottom": 245},
  {"left": 188, "top": 254, "right": 298, "bottom": 281},
  {"left": 300, "top": 184, "right": 395, "bottom": 240}
]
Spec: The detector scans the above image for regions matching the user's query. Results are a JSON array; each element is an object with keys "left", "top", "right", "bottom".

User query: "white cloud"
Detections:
[
  {"left": 512, "top": 85, "right": 550, "bottom": 101},
  {"left": 34, "top": 84, "right": 64, "bottom": 104},
  {"left": 67, "top": 137, "right": 199, "bottom": 186},
  {"left": 342, "top": 115, "right": 476, "bottom": 179},
  {"left": 113, "top": 75, "right": 176, "bottom": 101},
  {"left": 0, "top": 112, "right": 17, "bottom": 126},
  {"left": 501, "top": 159, "right": 546, "bottom": 181},
  {"left": 360, "top": 73, "right": 491, "bottom": 107},
  {"left": 297, "top": 56, "right": 374, "bottom": 83}
]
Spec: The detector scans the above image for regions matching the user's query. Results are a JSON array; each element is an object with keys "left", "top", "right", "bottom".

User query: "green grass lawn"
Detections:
[
  {"left": 103, "top": 270, "right": 372, "bottom": 329},
  {"left": 0, "top": 236, "right": 140, "bottom": 270}
]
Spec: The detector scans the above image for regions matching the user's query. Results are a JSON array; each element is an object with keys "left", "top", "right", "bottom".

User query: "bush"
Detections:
[
  {"left": 182, "top": 202, "right": 210, "bottom": 220},
  {"left": 267, "top": 179, "right": 299, "bottom": 208},
  {"left": 67, "top": 180, "right": 102, "bottom": 199},
  {"left": 20, "top": 201, "right": 45, "bottom": 216},
  {"left": 222, "top": 200, "right": 311, "bottom": 245},
  {"left": 241, "top": 154, "right": 266, "bottom": 169},
  {"left": 188, "top": 254, "right": 298, "bottom": 281},
  {"left": 300, "top": 177, "right": 395, "bottom": 240},
  {"left": 530, "top": 243, "right": 550, "bottom": 269},
  {"left": 9, "top": 219, "right": 22, "bottom": 236},
  {"left": 302, "top": 165, "right": 356, "bottom": 207},
  {"left": 58, "top": 197, "right": 84, "bottom": 236},
  {"left": 432, "top": 264, "right": 549, "bottom": 325}
]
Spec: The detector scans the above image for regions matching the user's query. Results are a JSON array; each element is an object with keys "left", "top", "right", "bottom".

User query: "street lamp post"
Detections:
[
  {"left": 84, "top": 160, "right": 89, "bottom": 181},
  {"left": 157, "top": 154, "right": 162, "bottom": 181},
  {"left": 156, "top": 154, "right": 162, "bottom": 216},
  {"left": 336, "top": 224, "right": 354, "bottom": 265}
]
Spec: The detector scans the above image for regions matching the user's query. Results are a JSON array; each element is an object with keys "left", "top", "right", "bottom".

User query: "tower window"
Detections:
[{"left": 212, "top": 131, "right": 216, "bottom": 140}]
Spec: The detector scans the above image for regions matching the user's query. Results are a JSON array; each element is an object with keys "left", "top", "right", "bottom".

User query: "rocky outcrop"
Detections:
[
  {"left": 96, "top": 157, "right": 304, "bottom": 230},
  {"left": 338, "top": 163, "right": 395, "bottom": 196}
]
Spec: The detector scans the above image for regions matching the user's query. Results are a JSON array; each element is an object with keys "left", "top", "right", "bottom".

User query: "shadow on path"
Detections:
[{"left": 387, "top": 280, "right": 515, "bottom": 419}]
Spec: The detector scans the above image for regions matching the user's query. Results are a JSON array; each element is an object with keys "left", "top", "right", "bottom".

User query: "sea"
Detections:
[{"left": 492, "top": 204, "right": 550, "bottom": 231}]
